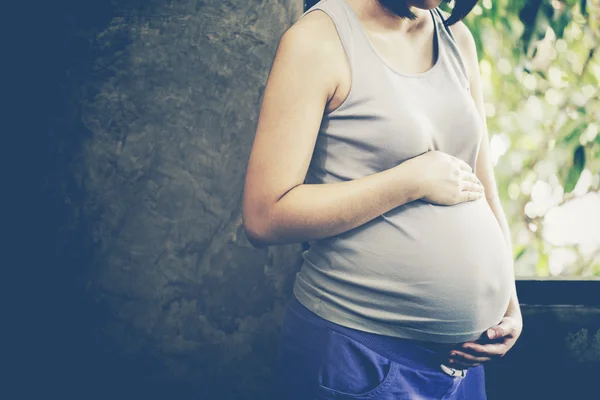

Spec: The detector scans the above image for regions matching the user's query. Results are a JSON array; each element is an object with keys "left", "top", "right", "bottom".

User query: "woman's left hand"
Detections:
[{"left": 446, "top": 314, "right": 523, "bottom": 369}]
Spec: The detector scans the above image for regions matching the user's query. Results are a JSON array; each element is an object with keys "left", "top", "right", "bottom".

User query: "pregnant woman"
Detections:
[{"left": 243, "top": 0, "right": 523, "bottom": 398}]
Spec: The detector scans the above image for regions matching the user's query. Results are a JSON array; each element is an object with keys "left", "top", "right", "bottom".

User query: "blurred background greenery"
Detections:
[{"left": 442, "top": 0, "right": 599, "bottom": 278}]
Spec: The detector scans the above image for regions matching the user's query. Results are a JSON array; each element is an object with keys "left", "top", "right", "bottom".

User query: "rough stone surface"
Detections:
[{"left": 47, "top": 0, "right": 303, "bottom": 398}]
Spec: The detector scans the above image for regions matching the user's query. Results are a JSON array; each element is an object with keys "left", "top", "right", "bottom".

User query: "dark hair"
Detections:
[{"left": 377, "top": 0, "right": 479, "bottom": 26}]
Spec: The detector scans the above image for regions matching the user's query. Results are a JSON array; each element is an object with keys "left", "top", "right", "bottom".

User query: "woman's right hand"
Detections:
[{"left": 407, "top": 150, "right": 485, "bottom": 206}]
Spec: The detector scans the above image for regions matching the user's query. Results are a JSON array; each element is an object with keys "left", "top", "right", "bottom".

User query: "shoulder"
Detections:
[
  {"left": 282, "top": 8, "right": 346, "bottom": 58},
  {"left": 277, "top": 9, "right": 349, "bottom": 89},
  {"left": 437, "top": 9, "right": 478, "bottom": 78},
  {"left": 272, "top": 10, "right": 346, "bottom": 103}
]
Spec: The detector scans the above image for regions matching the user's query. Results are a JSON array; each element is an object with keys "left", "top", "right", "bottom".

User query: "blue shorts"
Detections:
[{"left": 273, "top": 295, "right": 487, "bottom": 399}]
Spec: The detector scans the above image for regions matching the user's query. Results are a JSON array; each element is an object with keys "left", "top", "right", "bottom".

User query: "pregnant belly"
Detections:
[{"left": 318, "top": 197, "right": 514, "bottom": 340}]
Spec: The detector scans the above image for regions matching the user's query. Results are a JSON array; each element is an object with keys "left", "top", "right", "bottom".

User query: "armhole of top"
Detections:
[
  {"left": 434, "top": 8, "right": 470, "bottom": 88},
  {"left": 301, "top": 6, "right": 355, "bottom": 117}
]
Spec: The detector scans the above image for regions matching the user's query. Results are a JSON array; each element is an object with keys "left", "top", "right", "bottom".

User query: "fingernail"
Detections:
[{"left": 487, "top": 329, "right": 496, "bottom": 339}]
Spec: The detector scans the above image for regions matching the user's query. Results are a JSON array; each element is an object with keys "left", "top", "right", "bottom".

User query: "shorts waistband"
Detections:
[{"left": 288, "top": 294, "right": 460, "bottom": 373}]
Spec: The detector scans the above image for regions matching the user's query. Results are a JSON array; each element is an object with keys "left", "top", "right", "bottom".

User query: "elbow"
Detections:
[
  {"left": 242, "top": 205, "right": 271, "bottom": 248},
  {"left": 243, "top": 222, "right": 269, "bottom": 248}
]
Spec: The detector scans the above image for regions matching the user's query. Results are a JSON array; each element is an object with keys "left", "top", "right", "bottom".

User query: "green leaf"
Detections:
[
  {"left": 552, "top": 9, "right": 572, "bottom": 39},
  {"left": 563, "top": 145, "right": 586, "bottom": 193},
  {"left": 541, "top": 2, "right": 555, "bottom": 19},
  {"left": 491, "top": 2, "right": 498, "bottom": 21},
  {"left": 581, "top": 0, "right": 588, "bottom": 16},
  {"left": 560, "top": 120, "right": 587, "bottom": 145},
  {"left": 501, "top": 17, "right": 512, "bottom": 34}
]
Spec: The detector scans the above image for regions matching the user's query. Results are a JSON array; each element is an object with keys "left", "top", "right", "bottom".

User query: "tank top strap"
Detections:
[
  {"left": 300, "top": 0, "right": 360, "bottom": 71},
  {"left": 431, "top": 7, "right": 471, "bottom": 91},
  {"left": 299, "top": 0, "right": 376, "bottom": 115}
]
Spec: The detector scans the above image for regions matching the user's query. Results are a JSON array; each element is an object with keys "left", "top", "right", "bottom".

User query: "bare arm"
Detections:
[
  {"left": 249, "top": 168, "right": 423, "bottom": 247},
  {"left": 242, "top": 14, "right": 424, "bottom": 247}
]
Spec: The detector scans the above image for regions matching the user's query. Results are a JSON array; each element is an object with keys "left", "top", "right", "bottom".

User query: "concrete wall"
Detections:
[{"left": 27, "top": 1, "right": 304, "bottom": 399}]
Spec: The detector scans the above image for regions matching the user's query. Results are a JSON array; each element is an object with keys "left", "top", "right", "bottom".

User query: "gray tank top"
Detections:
[{"left": 293, "top": 0, "right": 514, "bottom": 343}]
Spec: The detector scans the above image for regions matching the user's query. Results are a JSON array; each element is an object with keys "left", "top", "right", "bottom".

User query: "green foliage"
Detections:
[
  {"left": 443, "top": 0, "right": 600, "bottom": 277},
  {"left": 563, "top": 145, "right": 586, "bottom": 193}
]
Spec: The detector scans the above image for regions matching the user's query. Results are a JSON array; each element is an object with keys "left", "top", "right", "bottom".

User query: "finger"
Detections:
[
  {"left": 455, "top": 158, "right": 473, "bottom": 172},
  {"left": 449, "top": 350, "right": 492, "bottom": 364},
  {"left": 459, "top": 189, "right": 483, "bottom": 202},
  {"left": 461, "top": 181, "right": 484, "bottom": 193},
  {"left": 451, "top": 350, "right": 492, "bottom": 363},
  {"left": 461, "top": 342, "right": 507, "bottom": 357},
  {"left": 448, "top": 358, "right": 480, "bottom": 369},
  {"left": 487, "top": 325, "right": 512, "bottom": 340},
  {"left": 460, "top": 170, "right": 483, "bottom": 187}
]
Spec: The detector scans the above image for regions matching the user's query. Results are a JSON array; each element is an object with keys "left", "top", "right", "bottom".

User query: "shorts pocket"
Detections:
[{"left": 316, "top": 330, "right": 399, "bottom": 399}]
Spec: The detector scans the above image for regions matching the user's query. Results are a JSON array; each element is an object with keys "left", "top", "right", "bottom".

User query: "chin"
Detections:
[
  {"left": 378, "top": 0, "right": 448, "bottom": 18},
  {"left": 408, "top": 0, "right": 446, "bottom": 10}
]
